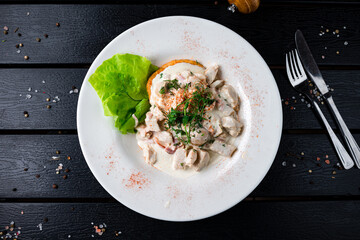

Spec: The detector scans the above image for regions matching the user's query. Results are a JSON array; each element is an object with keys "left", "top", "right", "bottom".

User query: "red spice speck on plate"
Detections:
[
  {"left": 325, "top": 159, "right": 330, "bottom": 165},
  {"left": 124, "top": 172, "right": 150, "bottom": 189}
]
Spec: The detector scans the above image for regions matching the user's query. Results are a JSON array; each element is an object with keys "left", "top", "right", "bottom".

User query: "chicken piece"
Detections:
[
  {"left": 194, "top": 73, "right": 207, "bottom": 82},
  {"left": 154, "top": 131, "right": 173, "bottom": 148},
  {"left": 205, "top": 64, "right": 219, "bottom": 84},
  {"left": 194, "top": 150, "right": 210, "bottom": 171},
  {"left": 219, "top": 84, "right": 239, "bottom": 109},
  {"left": 221, "top": 116, "right": 243, "bottom": 137},
  {"left": 136, "top": 124, "right": 147, "bottom": 138},
  {"left": 150, "top": 105, "right": 165, "bottom": 121},
  {"left": 209, "top": 140, "right": 237, "bottom": 157},
  {"left": 203, "top": 113, "right": 223, "bottom": 137},
  {"left": 191, "top": 128, "right": 210, "bottom": 146},
  {"left": 217, "top": 100, "right": 235, "bottom": 116},
  {"left": 185, "top": 148, "right": 198, "bottom": 167},
  {"left": 143, "top": 145, "right": 157, "bottom": 165},
  {"left": 145, "top": 112, "right": 161, "bottom": 132},
  {"left": 216, "top": 131, "right": 229, "bottom": 142},
  {"left": 172, "top": 148, "right": 187, "bottom": 170},
  {"left": 211, "top": 80, "right": 225, "bottom": 89}
]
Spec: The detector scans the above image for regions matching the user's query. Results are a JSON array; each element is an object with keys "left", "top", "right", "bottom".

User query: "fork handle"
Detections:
[
  {"left": 312, "top": 101, "right": 354, "bottom": 169},
  {"left": 326, "top": 95, "right": 360, "bottom": 168}
]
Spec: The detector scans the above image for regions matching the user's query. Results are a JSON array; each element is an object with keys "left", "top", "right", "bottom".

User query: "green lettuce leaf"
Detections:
[{"left": 89, "top": 53, "right": 158, "bottom": 134}]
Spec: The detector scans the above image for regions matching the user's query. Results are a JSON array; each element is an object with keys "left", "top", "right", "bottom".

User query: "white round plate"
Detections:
[{"left": 77, "top": 16, "right": 282, "bottom": 221}]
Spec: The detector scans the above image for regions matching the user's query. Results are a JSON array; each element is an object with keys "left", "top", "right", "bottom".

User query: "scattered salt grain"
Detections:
[
  {"left": 68, "top": 235, "right": 71, "bottom": 238},
  {"left": 17, "top": 50, "right": 21, "bottom": 54},
  {"left": 282, "top": 161, "right": 287, "bottom": 167},
  {"left": 28, "top": 87, "right": 32, "bottom": 91},
  {"left": 42, "top": 80, "right": 46, "bottom": 83},
  {"left": 292, "top": 163, "right": 296, "bottom": 167},
  {"left": 25, "top": 94, "right": 32, "bottom": 99},
  {"left": 52, "top": 156, "right": 60, "bottom": 160},
  {"left": 37, "top": 223, "right": 43, "bottom": 231},
  {"left": 52, "top": 96, "right": 60, "bottom": 103},
  {"left": 26, "top": 12, "right": 30, "bottom": 16},
  {"left": 344, "top": 41, "right": 348, "bottom": 46},
  {"left": 307, "top": 104, "right": 311, "bottom": 108},
  {"left": 73, "top": 88, "right": 79, "bottom": 93}
]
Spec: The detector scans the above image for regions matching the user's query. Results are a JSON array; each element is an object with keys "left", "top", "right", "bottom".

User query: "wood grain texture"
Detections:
[
  {"left": 1, "top": 201, "right": 360, "bottom": 239},
  {"left": 0, "top": 4, "right": 359, "bottom": 65},
  {"left": 1, "top": 68, "right": 359, "bottom": 130},
  {"left": 1, "top": 134, "right": 360, "bottom": 199}
]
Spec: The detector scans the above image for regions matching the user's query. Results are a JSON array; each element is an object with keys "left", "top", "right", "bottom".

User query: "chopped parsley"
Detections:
[
  {"left": 160, "top": 73, "right": 163, "bottom": 79},
  {"left": 164, "top": 85, "right": 215, "bottom": 145},
  {"left": 159, "top": 79, "right": 181, "bottom": 94}
]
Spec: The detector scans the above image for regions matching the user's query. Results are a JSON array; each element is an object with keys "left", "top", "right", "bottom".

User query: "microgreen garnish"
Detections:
[
  {"left": 159, "top": 79, "right": 180, "bottom": 94},
  {"left": 164, "top": 85, "right": 215, "bottom": 145}
]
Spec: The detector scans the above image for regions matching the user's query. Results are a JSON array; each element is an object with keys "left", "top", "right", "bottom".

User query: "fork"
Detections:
[{"left": 286, "top": 50, "right": 354, "bottom": 169}]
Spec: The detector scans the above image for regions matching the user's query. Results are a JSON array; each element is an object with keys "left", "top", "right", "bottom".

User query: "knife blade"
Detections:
[{"left": 295, "top": 30, "right": 329, "bottom": 95}]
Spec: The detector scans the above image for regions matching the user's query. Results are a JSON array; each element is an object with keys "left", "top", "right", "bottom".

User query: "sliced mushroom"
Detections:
[
  {"left": 154, "top": 131, "right": 173, "bottom": 148},
  {"left": 221, "top": 116, "right": 243, "bottom": 137},
  {"left": 217, "top": 100, "right": 235, "bottom": 116},
  {"left": 219, "top": 84, "right": 239, "bottom": 109},
  {"left": 185, "top": 148, "right": 198, "bottom": 167},
  {"left": 209, "top": 140, "right": 237, "bottom": 157},
  {"left": 205, "top": 64, "right": 219, "bottom": 84},
  {"left": 210, "top": 80, "right": 225, "bottom": 89},
  {"left": 191, "top": 128, "right": 210, "bottom": 146},
  {"left": 172, "top": 148, "right": 187, "bottom": 170},
  {"left": 194, "top": 150, "right": 210, "bottom": 171}
]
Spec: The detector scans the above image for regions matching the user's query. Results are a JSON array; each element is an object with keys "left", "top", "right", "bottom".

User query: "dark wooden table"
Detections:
[{"left": 1, "top": 1, "right": 360, "bottom": 239}]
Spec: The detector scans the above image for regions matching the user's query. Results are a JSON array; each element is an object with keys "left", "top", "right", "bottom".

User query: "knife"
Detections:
[{"left": 295, "top": 29, "right": 360, "bottom": 169}]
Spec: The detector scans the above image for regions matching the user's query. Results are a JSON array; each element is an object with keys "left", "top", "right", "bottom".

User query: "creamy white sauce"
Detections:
[
  {"left": 150, "top": 63, "right": 205, "bottom": 108},
  {"left": 137, "top": 62, "right": 242, "bottom": 179}
]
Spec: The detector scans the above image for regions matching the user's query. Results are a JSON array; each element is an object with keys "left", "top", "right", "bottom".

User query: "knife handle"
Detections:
[
  {"left": 312, "top": 101, "right": 354, "bottom": 169},
  {"left": 326, "top": 95, "right": 360, "bottom": 168}
]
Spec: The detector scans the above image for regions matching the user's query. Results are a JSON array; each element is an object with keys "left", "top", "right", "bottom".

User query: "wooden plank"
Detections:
[
  {"left": 0, "top": 4, "right": 359, "bottom": 65},
  {"left": 0, "top": 134, "right": 110, "bottom": 199},
  {"left": 0, "top": 68, "right": 86, "bottom": 130},
  {"left": 0, "top": 201, "right": 360, "bottom": 239},
  {"left": 1, "top": 134, "right": 360, "bottom": 199},
  {"left": 1, "top": 68, "right": 359, "bottom": 130}
]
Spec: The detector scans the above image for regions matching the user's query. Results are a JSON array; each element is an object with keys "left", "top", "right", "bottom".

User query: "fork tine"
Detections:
[
  {"left": 294, "top": 49, "right": 306, "bottom": 77},
  {"left": 288, "top": 51, "right": 297, "bottom": 79},
  {"left": 285, "top": 53, "right": 294, "bottom": 82},
  {"left": 290, "top": 50, "right": 301, "bottom": 79}
]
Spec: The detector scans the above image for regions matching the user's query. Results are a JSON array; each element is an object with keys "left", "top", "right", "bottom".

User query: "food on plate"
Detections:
[
  {"left": 89, "top": 54, "right": 242, "bottom": 173},
  {"left": 136, "top": 59, "right": 243, "bottom": 172},
  {"left": 89, "top": 54, "right": 158, "bottom": 134}
]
